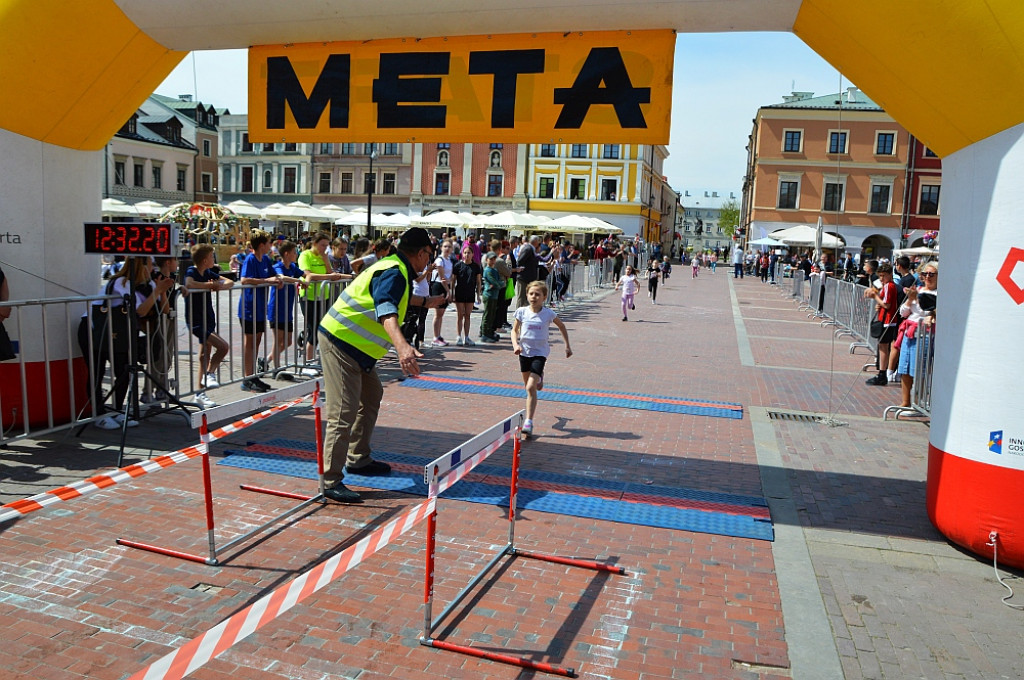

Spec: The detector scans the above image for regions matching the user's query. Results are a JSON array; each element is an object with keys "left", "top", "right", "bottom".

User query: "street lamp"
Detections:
[{"left": 366, "top": 143, "right": 377, "bottom": 236}]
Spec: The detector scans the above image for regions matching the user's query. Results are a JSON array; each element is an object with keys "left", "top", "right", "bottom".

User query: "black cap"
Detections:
[{"left": 398, "top": 226, "right": 432, "bottom": 251}]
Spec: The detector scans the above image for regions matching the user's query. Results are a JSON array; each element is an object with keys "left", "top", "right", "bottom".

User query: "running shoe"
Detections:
[
  {"left": 256, "top": 357, "right": 266, "bottom": 374},
  {"left": 204, "top": 372, "right": 220, "bottom": 389},
  {"left": 195, "top": 392, "right": 217, "bottom": 409},
  {"left": 522, "top": 420, "right": 534, "bottom": 436},
  {"left": 254, "top": 377, "right": 274, "bottom": 392},
  {"left": 431, "top": 337, "right": 448, "bottom": 347},
  {"left": 113, "top": 413, "right": 139, "bottom": 428},
  {"left": 463, "top": 338, "right": 475, "bottom": 346},
  {"left": 456, "top": 337, "right": 465, "bottom": 346},
  {"left": 94, "top": 416, "right": 119, "bottom": 430},
  {"left": 241, "top": 378, "right": 269, "bottom": 393}
]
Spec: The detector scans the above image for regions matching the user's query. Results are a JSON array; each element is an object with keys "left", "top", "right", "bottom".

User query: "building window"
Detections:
[
  {"left": 263, "top": 169, "right": 273, "bottom": 191},
  {"left": 778, "top": 180, "right": 799, "bottom": 209},
  {"left": 602, "top": 144, "right": 620, "bottom": 159},
  {"left": 340, "top": 172, "right": 353, "bottom": 194},
  {"left": 319, "top": 143, "right": 331, "bottom": 154},
  {"left": 223, "top": 167, "right": 231, "bottom": 192},
  {"left": 876, "top": 132, "right": 896, "bottom": 155},
  {"left": 383, "top": 143, "right": 399, "bottom": 155},
  {"left": 241, "top": 133, "right": 253, "bottom": 152},
  {"left": 569, "top": 177, "right": 586, "bottom": 200},
  {"left": 284, "top": 143, "right": 297, "bottom": 152},
  {"left": 601, "top": 179, "right": 617, "bottom": 201},
  {"left": 114, "top": 161, "right": 125, "bottom": 185},
  {"left": 490, "top": 151, "right": 502, "bottom": 167},
  {"left": 869, "top": 184, "right": 892, "bottom": 214},
  {"left": 318, "top": 172, "right": 331, "bottom": 194},
  {"left": 283, "top": 167, "right": 297, "bottom": 193},
  {"left": 340, "top": 143, "right": 357, "bottom": 155},
  {"left": 382, "top": 172, "right": 396, "bottom": 195},
  {"left": 364, "top": 143, "right": 377, "bottom": 155},
  {"left": 263, "top": 142, "right": 275, "bottom": 152},
  {"left": 241, "top": 166, "right": 254, "bottom": 192},
  {"left": 176, "top": 167, "right": 187, "bottom": 192},
  {"left": 152, "top": 166, "right": 162, "bottom": 189},
  {"left": 134, "top": 163, "right": 145, "bottom": 187},
  {"left": 538, "top": 176, "right": 555, "bottom": 198},
  {"left": 201, "top": 173, "right": 212, "bottom": 193},
  {"left": 924, "top": 147, "right": 938, "bottom": 158},
  {"left": 540, "top": 144, "right": 556, "bottom": 157},
  {"left": 783, "top": 129, "right": 802, "bottom": 153},
  {"left": 202, "top": 139, "right": 211, "bottom": 157},
  {"left": 920, "top": 185, "right": 940, "bottom": 215},
  {"left": 364, "top": 172, "right": 376, "bottom": 194},
  {"left": 828, "top": 131, "right": 848, "bottom": 154},
  {"left": 570, "top": 144, "right": 588, "bottom": 158},
  {"left": 823, "top": 182, "right": 844, "bottom": 212},
  {"left": 490, "top": 143, "right": 503, "bottom": 150},
  {"left": 435, "top": 172, "right": 450, "bottom": 195},
  {"left": 487, "top": 174, "right": 503, "bottom": 196},
  {"left": 437, "top": 150, "right": 449, "bottom": 167},
  {"left": 437, "top": 143, "right": 451, "bottom": 150}
]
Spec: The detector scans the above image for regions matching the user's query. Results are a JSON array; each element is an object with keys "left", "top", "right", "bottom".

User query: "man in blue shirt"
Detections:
[{"left": 317, "top": 227, "right": 445, "bottom": 503}]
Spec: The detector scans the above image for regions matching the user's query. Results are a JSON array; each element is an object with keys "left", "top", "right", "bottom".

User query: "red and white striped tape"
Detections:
[
  {"left": 0, "top": 395, "right": 311, "bottom": 525},
  {"left": 434, "top": 429, "right": 515, "bottom": 496},
  {"left": 130, "top": 497, "right": 436, "bottom": 680},
  {"left": 0, "top": 443, "right": 207, "bottom": 525},
  {"left": 201, "top": 395, "right": 307, "bottom": 443}
]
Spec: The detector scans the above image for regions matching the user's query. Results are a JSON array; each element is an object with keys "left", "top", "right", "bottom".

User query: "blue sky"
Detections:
[{"left": 156, "top": 32, "right": 846, "bottom": 197}]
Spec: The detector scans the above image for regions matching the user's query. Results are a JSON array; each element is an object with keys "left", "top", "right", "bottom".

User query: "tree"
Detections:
[{"left": 719, "top": 199, "right": 740, "bottom": 238}]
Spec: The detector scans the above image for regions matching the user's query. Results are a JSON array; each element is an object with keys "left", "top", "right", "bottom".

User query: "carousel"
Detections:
[{"left": 159, "top": 202, "right": 255, "bottom": 261}]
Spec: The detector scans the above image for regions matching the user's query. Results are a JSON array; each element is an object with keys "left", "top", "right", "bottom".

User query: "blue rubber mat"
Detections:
[
  {"left": 400, "top": 374, "right": 744, "bottom": 419},
  {"left": 219, "top": 443, "right": 773, "bottom": 542}
]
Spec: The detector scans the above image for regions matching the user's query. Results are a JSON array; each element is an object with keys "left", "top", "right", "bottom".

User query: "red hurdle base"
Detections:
[
  {"left": 512, "top": 548, "right": 628, "bottom": 574},
  {"left": 421, "top": 638, "right": 577, "bottom": 678},
  {"left": 240, "top": 484, "right": 318, "bottom": 502},
  {"left": 115, "top": 538, "right": 216, "bottom": 565}
]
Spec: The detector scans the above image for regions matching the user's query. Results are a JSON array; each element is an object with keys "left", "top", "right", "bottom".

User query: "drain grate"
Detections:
[{"left": 767, "top": 410, "right": 820, "bottom": 423}]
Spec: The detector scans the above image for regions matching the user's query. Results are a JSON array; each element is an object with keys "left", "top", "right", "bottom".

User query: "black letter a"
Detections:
[
  {"left": 553, "top": 47, "right": 650, "bottom": 129},
  {"left": 266, "top": 54, "right": 350, "bottom": 129}
]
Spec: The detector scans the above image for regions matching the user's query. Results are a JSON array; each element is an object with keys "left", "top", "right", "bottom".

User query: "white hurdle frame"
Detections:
[
  {"left": 116, "top": 379, "right": 327, "bottom": 565},
  {"left": 419, "top": 410, "right": 628, "bottom": 678}
]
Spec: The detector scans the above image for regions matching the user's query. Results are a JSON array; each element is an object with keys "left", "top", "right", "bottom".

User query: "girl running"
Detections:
[
  {"left": 615, "top": 265, "right": 638, "bottom": 321},
  {"left": 511, "top": 281, "right": 572, "bottom": 437},
  {"left": 646, "top": 256, "right": 661, "bottom": 303},
  {"left": 692, "top": 254, "right": 700, "bottom": 279}
]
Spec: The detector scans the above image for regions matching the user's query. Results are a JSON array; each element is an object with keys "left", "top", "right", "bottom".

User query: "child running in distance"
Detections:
[
  {"left": 615, "top": 265, "right": 639, "bottom": 322},
  {"left": 511, "top": 281, "right": 572, "bottom": 437},
  {"left": 692, "top": 255, "right": 700, "bottom": 279}
]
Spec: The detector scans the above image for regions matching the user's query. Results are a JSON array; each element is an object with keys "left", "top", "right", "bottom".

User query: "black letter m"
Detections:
[{"left": 266, "top": 54, "right": 350, "bottom": 129}]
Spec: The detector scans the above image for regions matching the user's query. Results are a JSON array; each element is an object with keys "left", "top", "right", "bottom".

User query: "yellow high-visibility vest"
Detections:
[{"left": 319, "top": 255, "right": 409, "bottom": 360}]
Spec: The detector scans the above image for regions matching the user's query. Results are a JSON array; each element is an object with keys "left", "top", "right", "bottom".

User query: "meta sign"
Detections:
[{"left": 248, "top": 30, "right": 674, "bottom": 144}]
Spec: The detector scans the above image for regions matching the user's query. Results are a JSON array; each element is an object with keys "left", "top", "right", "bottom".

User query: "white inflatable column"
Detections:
[{"left": 928, "top": 122, "right": 1024, "bottom": 568}]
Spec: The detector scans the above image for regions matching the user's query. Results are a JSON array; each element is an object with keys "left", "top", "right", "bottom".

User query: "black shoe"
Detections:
[
  {"left": 241, "top": 378, "right": 268, "bottom": 393},
  {"left": 865, "top": 374, "right": 888, "bottom": 386},
  {"left": 630, "top": 303, "right": 635, "bottom": 310},
  {"left": 256, "top": 357, "right": 266, "bottom": 374},
  {"left": 324, "top": 481, "right": 362, "bottom": 503},
  {"left": 345, "top": 459, "right": 392, "bottom": 476},
  {"left": 254, "top": 377, "right": 273, "bottom": 392}
]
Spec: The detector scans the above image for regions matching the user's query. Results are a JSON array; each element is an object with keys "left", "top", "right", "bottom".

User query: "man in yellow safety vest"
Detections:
[{"left": 318, "top": 227, "right": 445, "bottom": 503}]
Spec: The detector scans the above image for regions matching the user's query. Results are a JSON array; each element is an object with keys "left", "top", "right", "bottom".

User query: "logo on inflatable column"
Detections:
[
  {"left": 990, "top": 431, "right": 1003, "bottom": 454},
  {"left": 996, "top": 247, "right": 1024, "bottom": 304}
]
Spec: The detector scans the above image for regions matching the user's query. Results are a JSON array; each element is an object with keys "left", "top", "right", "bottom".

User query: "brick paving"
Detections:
[{"left": 0, "top": 268, "right": 1019, "bottom": 679}]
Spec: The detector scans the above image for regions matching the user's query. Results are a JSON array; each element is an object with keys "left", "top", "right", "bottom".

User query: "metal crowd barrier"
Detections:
[
  {"left": 0, "top": 278, "right": 348, "bottom": 445},
  {"left": 883, "top": 319, "right": 935, "bottom": 420}
]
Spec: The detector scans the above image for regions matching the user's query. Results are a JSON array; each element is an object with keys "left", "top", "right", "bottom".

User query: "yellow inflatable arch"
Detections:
[{"left": 1, "top": 0, "right": 1022, "bottom": 566}]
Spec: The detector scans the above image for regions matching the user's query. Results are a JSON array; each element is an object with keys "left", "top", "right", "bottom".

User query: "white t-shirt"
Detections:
[
  {"left": 514, "top": 305, "right": 558, "bottom": 358},
  {"left": 413, "top": 266, "right": 430, "bottom": 297},
  {"left": 431, "top": 255, "right": 453, "bottom": 283},
  {"left": 619, "top": 275, "right": 638, "bottom": 296}
]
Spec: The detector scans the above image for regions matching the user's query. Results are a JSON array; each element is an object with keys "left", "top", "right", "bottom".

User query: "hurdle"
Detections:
[
  {"left": 116, "top": 379, "right": 327, "bottom": 565},
  {"left": 419, "top": 411, "right": 628, "bottom": 678}
]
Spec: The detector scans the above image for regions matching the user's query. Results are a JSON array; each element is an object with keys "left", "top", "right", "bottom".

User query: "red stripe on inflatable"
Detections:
[
  {"left": 927, "top": 443, "right": 1024, "bottom": 569},
  {"left": 415, "top": 374, "right": 741, "bottom": 411}
]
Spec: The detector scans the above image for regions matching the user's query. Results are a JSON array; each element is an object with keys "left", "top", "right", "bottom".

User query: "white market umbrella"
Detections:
[
  {"left": 132, "top": 200, "right": 166, "bottom": 218},
  {"left": 266, "top": 200, "right": 333, "bottom": 221},
  {"left": 747, "top": 236, "right": 784, "bottom": 247},
  {"left": 584, "top": 216, "right": 623, "bottom": 234},
  {"left": 101, "top": 198, "right": 139, "bottom": 218},
  {"left": 546, "top": 214, "right": 600, "bottom": 234},
  {"left": 373, "top": 213, "right": 411, "bottom": 228},
  {"left": 412, "top": 210, "right": 476, "bottom": 227},
  {"left": 476, "top": 210, "right": 550, "bottom": 229},
  {"left": 770, "top": 224, "right": 844, "bottom": 248},
  {"left": 225, "top": 199, "right": 263, "bottom": 218},
  {"left": 894, "top": 246, "right": 939, "bottom": 257}
]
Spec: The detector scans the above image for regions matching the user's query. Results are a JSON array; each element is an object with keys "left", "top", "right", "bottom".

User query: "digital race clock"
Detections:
[{"left": 84, "top": 222, "right": 181, "bottom": 256}]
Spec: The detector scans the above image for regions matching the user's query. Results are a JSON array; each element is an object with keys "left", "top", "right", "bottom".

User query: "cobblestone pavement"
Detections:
[{"left": 0, "top": 268, "right": 1020, "bottom": 679}]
